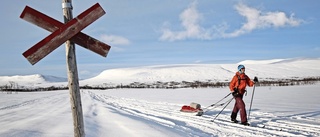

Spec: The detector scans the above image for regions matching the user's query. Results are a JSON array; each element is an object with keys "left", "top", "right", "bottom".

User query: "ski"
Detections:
[{"left": 210, "top": 119, "right": 267, "bottom": 128}]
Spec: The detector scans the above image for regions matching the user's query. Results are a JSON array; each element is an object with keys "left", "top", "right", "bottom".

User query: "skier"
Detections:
[{"left": 229, "top": 64, "right": 258, "bottom": 126}]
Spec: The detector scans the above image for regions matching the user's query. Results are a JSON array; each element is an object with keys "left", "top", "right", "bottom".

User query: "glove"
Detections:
[
  {"left": 232, "top": 88, "right": 240, "bottom": 97},
  {"left": 253, "top": 76, "right": 259, "bottom": 83}
]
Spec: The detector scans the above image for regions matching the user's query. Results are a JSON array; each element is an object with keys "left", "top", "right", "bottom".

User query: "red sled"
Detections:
[{"left": 180, "top": 102, "right": 203, "bottom": 115}]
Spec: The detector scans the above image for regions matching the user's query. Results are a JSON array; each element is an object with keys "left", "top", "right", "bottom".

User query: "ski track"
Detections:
[
  {"left": 0, "top": 90, "right": 319, "bottom": 137},
  {"left": 0, "top": 92, "right": 73, "bottom": 137},
  {"left": 87, "top": 91, "right": 320, "bottom": 137}
]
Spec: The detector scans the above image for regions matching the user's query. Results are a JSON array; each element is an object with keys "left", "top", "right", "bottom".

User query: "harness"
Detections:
[{"left": 237, "top": 74, "right": 247, "bottom": 96}]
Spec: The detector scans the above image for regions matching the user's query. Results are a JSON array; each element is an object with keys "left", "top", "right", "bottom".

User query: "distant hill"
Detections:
[
  {"left": 1, "top": 58, "right": 320, "bottom": 88},
  {"left": 81, "top": 58, "right": 320, "bottom": 86},
  {"left": 0, "top": 74, "right": 67, "bottom": 87}
]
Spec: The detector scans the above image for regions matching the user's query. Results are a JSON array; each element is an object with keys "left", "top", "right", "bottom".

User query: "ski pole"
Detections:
[
  {"left": 211, "top": 97, "right": 234, "bottom": 122},
  {"left": 206, "top": 92, "right": 231, "bottom": 109},
  {"left": 248, "top": 85, "right": 256, "bottom": 121}
]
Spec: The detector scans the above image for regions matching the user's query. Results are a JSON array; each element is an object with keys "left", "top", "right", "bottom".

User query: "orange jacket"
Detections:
[{"left": 229, "top": 72, "right": 254, "bottom": 94}]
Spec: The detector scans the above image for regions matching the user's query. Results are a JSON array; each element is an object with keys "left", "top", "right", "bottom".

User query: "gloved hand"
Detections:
[
  {"left": 232, "top": 88, "right": 240, "bottom": 97},
  {"left": 253, "top": 76, "right": 259, "bottom": 83}
]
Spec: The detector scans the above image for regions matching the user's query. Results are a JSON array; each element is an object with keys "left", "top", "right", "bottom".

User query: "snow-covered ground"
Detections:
[{"left": 0, "top": 84, "right": 319, "bottom": 137}]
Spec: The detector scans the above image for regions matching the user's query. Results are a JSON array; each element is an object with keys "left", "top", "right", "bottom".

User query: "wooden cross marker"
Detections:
[
  {"left": 21, "top": 3, "right": 110, "bottom": 65},
  {"left": 20, "top": 2, "right": 110, "bottom": 137},
  {"left": 20, "top": 5, "right": 111, "bottom": 62}
]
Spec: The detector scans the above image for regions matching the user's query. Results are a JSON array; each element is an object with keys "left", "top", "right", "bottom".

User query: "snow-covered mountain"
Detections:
[
  {"left": 1, "top": 58, "right": 320, "bottom": 87},
  {"left": 81, "top": 58, "right": 320, "bottom": 86},
  {"left": 0, "top": 74, "right": 67, "bottom": 87}
]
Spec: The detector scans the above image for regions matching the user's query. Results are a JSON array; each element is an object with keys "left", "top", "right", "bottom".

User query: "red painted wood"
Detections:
[
  {"left": 22, "top": 3, "right": 107, "bottom": 65},
  {"left": 20, "top": 5, "right": 110, "bottom": 58}
]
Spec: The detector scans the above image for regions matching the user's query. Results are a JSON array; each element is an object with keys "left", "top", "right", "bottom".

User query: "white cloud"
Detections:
[
  {"left": 159, "top": 2, "right": 304, "bottom": 41},
  {"left": 221, "top": 3, "right": 304, "bottom": 38},
  {"left": 100, "top": 34, "right": 130, "bottom": 46},
  {"left": 159, "top": 1, "right": 211, "bottom": 41}
]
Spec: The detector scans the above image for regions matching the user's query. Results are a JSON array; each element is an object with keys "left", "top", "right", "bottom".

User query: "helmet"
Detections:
[{"left": 238, "top": 65, "right": 245, "bottom": 71}]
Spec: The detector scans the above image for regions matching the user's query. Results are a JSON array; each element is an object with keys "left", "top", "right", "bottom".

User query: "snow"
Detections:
[
  {"left": 0, "top": 58, "right": 320, "bottom": 136},
  {"left": 238, "top": 58, "right": 288, "bottom": 64},
  {"left": 1, "top": 86, "right": 319, "bottom": 137},
  {"left": 0, "top": 74, "right": 67, "bottom": 87}
]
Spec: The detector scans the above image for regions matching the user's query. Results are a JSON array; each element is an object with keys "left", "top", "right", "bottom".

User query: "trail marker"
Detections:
[
  {"left": 20, "top": 1, "right": 110, "bottom": 137},
  {"left": 21, "top": 3, "right": 110, "bottom": 65},
  {"left": 20, "top": 6, "right": 110, "bottom": 61}
]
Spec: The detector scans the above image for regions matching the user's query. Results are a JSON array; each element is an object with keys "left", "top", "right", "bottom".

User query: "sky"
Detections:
[{"left": 0, "top": 0, "right": 319, "bottom": 79}]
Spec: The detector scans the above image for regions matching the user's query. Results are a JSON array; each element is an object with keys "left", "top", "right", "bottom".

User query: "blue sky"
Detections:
[{"left": 0, "top": 0, "right": 319, "bottom": 79}]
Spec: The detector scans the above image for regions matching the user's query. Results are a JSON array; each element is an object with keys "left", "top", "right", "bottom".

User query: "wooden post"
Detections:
[
  {"left": 21, "top": 2, "right": 109, "bottom": 136},
  {"left": 62, "top": 0, "right": 85, "bottom": 137}
]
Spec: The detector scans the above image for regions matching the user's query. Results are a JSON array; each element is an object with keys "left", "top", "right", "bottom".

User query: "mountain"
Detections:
[
  {"left": 0, "top": 74, "right": 67, "bottom": 87},
  {"left": 80, "top": 58, "right": 320, "bottom": 86},
  {"left": 1, "top": 58, "right": 320, "bottom": 88}
]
